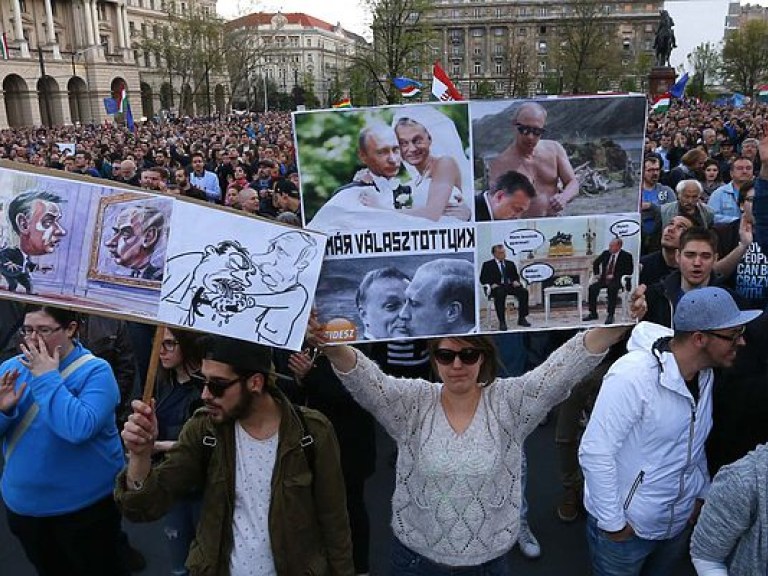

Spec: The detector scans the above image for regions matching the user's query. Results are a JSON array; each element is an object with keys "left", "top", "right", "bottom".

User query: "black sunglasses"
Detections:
[
  {"left": 434, "top": 348, "right": 483, "bottom": 366},
  {"left": 203, "top": 376, "right": 242, "bottom": 398},
  {"left": 516, "top": 123, "right": 546, "bottom": 137}
]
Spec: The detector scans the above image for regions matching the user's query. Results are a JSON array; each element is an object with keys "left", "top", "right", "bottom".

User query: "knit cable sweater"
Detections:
[{"left": 333, "top": 332, "right": 605, "bottom": 566}]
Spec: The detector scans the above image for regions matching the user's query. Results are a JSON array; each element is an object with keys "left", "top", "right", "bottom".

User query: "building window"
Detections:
[
  {"left": 452, "top": 45, "right": 461, "bottom": 55},
  {"left": 19, "top": 0, "right": 27, "bottom": 12},
  {"left": 623, "top": 38, "right": 631, "bottom": 50},
  {"left": 539, "top": 7, "right": 548, "bottom": 16},
  {"left": 307, "top": 38, "right": 311, "bottom": 47},
  {"left": 144, "top": 51, "right": 151, "bottom": 67},
  {"left": 538, "top": 40, "right": 547, "bottom": 53},
  {"left": 496, "top": 80, "right": 505, "bottom": 91},
  {"left": 129, "top": 21, "right": 135, "bottom": 36},
  {"left": 471, "top": 28, "right": 484, "bottom": 37},
  {"left": 473, "top": 47, "right": 481, "bottom": 55},
  {"left": 495, "top": 62, "right": 502, "bottom": 74},
  {"left": 50, "top": 0, "right": 57, "bottom": 16},
  {"left": 518, "top": 27, "right": 527, "bottom": 37},
  {"left": 493, "top": 27, "right": 504, "bottom": 36},
  {"left": 100, "top": 34, "right": 109, "bottom": 50},
  {"left": 97, "top": 1, "right": 106, "bottom": 20},
  {"left": 539, "top": 26, "right": 547, "bottom": 34},
  {"left": 495, "top": 7, "right": 503, "bottom": 17},
  {"left": 452, "top": 64, "right": 461, "bottom": 76},
  {"left": 494, "top": 44, "right": 503, "bottom": 55},
  {"left": 474, "top": 61, "right": 482, "bottom": 74},
  {"left": 539, "top": 60, "right": 546, "bottom": 73}
]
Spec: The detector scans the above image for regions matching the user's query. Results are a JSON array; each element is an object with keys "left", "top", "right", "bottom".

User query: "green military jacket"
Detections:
[{"left": 115, "top": 393, "right": 354, "bottom": 576}]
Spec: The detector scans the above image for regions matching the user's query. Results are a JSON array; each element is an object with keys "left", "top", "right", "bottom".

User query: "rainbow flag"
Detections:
[{"left": 332, "top": 98, "right": 352, "bottom": 109}]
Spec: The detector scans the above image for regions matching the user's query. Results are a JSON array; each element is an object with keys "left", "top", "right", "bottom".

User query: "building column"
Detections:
[
  {"left": 121, "top": 5, "right": 133, "bottom": 61},
  {"left": 11, "top": 0, "right": 30, "bottom": 57},
  {"left": 43, "top": 0, "right": 62, "bottom": 59},
  {"left": 115, "top": 2, "right": 125, "bottom": 49},
  {"left": 91, "top": 1, "right": 100, "bottom": 48},
  {"left": 83, "top": 0, "right": 96, "bottom": 46}
]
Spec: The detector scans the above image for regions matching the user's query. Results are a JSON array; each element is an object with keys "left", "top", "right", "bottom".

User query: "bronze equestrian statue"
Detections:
[{"left": 654, "top": 9, "right": 676, "bottom": 67}]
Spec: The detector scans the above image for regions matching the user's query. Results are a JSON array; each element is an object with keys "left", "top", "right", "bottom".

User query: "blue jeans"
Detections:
[
  {"left": 390, "top": 536, "right": 511, "bottom": 576},
  {"left": 163, "top": 497, "right": 202, "bottom": 576},
  {"left": 586, "top": 514, "right": 692, "bottom": 576}
]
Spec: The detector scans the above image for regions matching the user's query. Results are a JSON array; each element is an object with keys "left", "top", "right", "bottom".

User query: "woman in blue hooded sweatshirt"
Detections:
[{"left": 0, "top": 305, "right": 127, "bottom": 576}]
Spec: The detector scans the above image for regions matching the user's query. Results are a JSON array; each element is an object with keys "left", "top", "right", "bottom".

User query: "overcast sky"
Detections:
[{"left": 218, "top": 0, "right": 768, "bottom": 73}]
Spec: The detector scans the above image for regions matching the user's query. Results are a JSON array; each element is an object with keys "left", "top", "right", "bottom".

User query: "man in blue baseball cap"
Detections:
[{"left": 579, "top": 287, "right": 761, "bottom": 576}]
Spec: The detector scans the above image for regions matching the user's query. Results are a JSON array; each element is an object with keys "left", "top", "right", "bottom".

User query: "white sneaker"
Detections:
[{"left": 517, "top": 522, "right": 541, "bottom": 559}]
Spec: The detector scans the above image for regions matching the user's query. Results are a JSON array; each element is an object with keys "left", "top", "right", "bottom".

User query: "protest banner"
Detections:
[
  {"left": 295, "top": 96, "right": 644, "bottom": 344},
  {"left": 0, "top": 162, "right": 325, "bottom": 351}
]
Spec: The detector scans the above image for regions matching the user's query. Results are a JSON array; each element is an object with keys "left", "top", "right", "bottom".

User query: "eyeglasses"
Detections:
[
  {"left": 160, "top": 339, "right": 178, "bottom": 353},
  {"left": 19, "top": 325, "right": 63, "bottom": 338},
  {"left": 516, "top": 123, "right": 546, "bottom": 137},
  {"left": 202, "top": 376, "right": 242, "bottom": 398},
  {"left": 705, "top": 325, "right": 746, "bottom": 345},
  {"left": 434, "top": 348, "right": 483, "bottom": 366}
]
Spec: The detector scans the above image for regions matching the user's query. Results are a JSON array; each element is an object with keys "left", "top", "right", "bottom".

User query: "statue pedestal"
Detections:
[{"left": 648, "top": 67, "right": 676, "bottom": 99}]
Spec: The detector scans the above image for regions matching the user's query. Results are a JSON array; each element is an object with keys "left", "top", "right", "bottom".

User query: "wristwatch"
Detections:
[{"left": 128, "top": 477, "right": 145, "bottom": 491}]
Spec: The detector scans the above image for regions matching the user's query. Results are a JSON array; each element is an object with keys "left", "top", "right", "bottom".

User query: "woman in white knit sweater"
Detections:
[{"left": 312, "top": 319, "right": 629, "bottom": 575}]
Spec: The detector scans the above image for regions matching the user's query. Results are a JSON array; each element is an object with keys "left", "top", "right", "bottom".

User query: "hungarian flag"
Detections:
[
  {"left": 392, "top": 77, "right": 422, "bottom": 98},
  {"left": 114, "top": 82, "right": 135, "bottom": 131},
  {"left": 651, "top": 93, "right": 670, "bottom": 113},
  {"left": 1, "top": 33, "right": 9, "bottom": 60},
  {"left": 431, "top": 62, "right": 464, "bottom": 101},
  {"left": 332, "top": 98, "right": 352, "bottom": 108}
]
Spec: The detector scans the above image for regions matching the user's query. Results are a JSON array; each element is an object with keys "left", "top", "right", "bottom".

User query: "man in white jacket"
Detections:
[{"left": 579, "top": 287, "right": 761, "bottom": 576}]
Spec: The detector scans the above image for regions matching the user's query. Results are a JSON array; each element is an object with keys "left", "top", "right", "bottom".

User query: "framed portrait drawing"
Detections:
[{"left": 88, "top": 192, "right": 172, "bottom": 290}]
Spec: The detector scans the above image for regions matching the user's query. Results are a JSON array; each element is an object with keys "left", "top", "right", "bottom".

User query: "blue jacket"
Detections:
[
  {"left": 707, "top": 182, "right": 741, "bottom": 224},
  {"left": 0, "top": 343, "right": 124, "bottom": 516}
]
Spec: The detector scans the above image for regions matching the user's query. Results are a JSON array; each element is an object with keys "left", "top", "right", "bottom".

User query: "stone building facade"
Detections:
[
  {"left": 0, "top": 0, "right": 228, "bottom": 128},
  {"left": 225, "top": 12, "right": 367, "bottom": 108},
  {"left": 408, "top": 0, "right": 662, "bottom": 97}
]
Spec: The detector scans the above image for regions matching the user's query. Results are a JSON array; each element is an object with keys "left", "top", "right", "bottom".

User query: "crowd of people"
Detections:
[{"left": 0, "top": 97, "right": 767, "bottom": 576}]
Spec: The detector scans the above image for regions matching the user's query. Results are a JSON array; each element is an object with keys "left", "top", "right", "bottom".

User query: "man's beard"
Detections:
[{"left": 207, "top": 383, "right": 255, "bottom": 423}]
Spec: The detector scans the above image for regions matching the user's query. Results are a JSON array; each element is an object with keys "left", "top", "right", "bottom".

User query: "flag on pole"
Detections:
[
  {"left": 125, "top": 100, "right": 136, "bottom": 132},
  {"left": 669, "top": 72, "right": 689, "bottom": 99},
  {"left": 392, "top": 77, "right": 422, "bottom": 98},
  {"left": 332, "top": 98, "right": 352, "bottom": 109},
  {"left": 116, "top": 83, "right": 128, "bottom": 114},
  {"left": 431, "top": 62, "right": 464, "bottom": 101},
  {"left": 103, "top": 98, "right": 119, "bottom": 115},
  {"left": 1, "top": 33, "right": 9, "bottom": 60},
  {"left": 651, "top": 93, "right": 670, "bottom": 113}
]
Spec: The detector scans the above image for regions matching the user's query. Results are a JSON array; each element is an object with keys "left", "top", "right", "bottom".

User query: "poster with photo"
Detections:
[
  {"left": 294, "top": 101, "right": 474, "bottom": 232},
  {"left": 471, "top": 95, "right": 646, "bottom": 220},
  {"left": 475, "top": 214, "right": 641, "bottom": 332},
  {"left": 316, "top": 225, "right": 476, "bottom": 343}
]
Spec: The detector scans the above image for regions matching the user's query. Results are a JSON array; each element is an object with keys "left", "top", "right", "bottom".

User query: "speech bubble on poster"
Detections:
[
  {"left": 521, "top": 262, "right": 555, "bottom": 284},
  {"left": 504, "top": 229, "right": 546, "bottom": 256},
  {"left": 610, "top": 219, "right": 641, "bottom": 238}
]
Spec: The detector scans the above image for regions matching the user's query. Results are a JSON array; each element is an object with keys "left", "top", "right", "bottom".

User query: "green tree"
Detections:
[
  {"left": 506, "top": 39, "right": 534, "bottom": 97},
  {"left": 687, "top": 41, "right": 722, "bottom": 99},
  {"left": 722, "top": 20, "right": 768, "bottom": 97},
  {"left": 473, "top": 79, "right": 496, "bottom": 99},
  {"left": 136, "top": 6, "right": 226, "bottom": 114},
  {"left": 554, "top": 0, "right": 622, "bottom": 94},
  {"left": 357, "top": 0, "right": 437, "bottom": 104}
]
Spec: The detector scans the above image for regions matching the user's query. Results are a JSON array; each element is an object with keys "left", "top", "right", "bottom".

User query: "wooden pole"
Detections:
[{"left": 142, "top": 325, "right": 164, "bottom": 404}]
